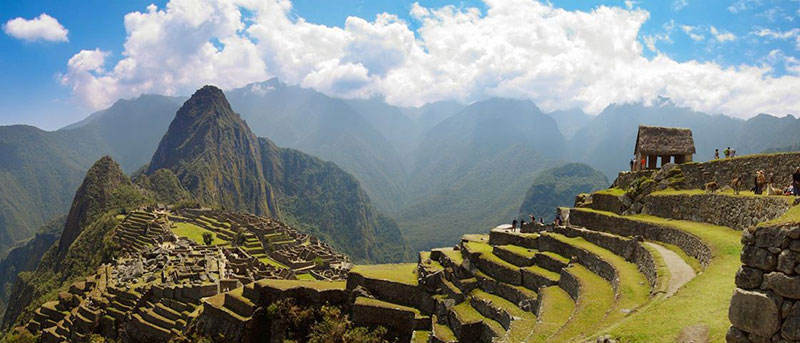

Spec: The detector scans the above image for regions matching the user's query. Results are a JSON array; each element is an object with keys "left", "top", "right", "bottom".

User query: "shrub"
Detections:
[{"left": 202, "top": 232, "right": 214, "bottom": 246}]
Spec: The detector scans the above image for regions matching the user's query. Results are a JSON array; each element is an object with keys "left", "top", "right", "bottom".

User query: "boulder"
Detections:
[
  {"left": 735, "top": 267, "right": 763, "bottom": 289},
  {"left": 728, "top": 288, "right": 780, "bottom": 337},
  {"left": 764, "top": 272, "right": 800, "bottom": 299},
  {"left": 741, "top": 246, "right": 776, "bottom": 271}
]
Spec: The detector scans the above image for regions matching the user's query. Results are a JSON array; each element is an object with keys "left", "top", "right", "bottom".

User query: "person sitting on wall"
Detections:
[{"left": 793, "top": 167, "right": 800, "bottom": 196}]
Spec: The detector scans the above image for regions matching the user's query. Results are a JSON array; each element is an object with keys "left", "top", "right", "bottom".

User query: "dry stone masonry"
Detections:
[{"left": 728, "top": 224, "right": 800, "bottom": 342}]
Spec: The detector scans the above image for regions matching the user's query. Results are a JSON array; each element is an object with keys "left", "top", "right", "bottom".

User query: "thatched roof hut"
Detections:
[{"left": 634, "top": 125, "right": 696, "bottom": 156}]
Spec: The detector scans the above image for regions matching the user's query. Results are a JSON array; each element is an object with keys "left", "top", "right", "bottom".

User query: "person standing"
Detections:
[
  {"left": 630, "top": 158, "right": 635, "bottom": 171},
  {"left": 724, "top": 147, "right": 731, "bottom": 158},
  {"left": 529, "top": 214, "right": 535, "bottom": 223},
  {"left": 714, "top": 149, "right": 719, "bottom": 159},
  {"left": 512, "top": 219, "right": 518, "bottom": 229},
  {"left": 793, "top": 167, "right": 800, "bottom": 196}
]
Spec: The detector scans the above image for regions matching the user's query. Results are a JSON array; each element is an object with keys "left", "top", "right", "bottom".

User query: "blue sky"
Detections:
[{"left": 1, "top": 0, "right": 798, "bottom": 129}]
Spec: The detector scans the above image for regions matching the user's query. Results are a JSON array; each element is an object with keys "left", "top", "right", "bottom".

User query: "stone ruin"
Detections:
[{"left": 21, "top": 207, "right": 351, "bottom": 342}]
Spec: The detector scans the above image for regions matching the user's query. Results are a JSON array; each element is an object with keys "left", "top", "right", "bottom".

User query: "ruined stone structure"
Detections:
[{"left": 728, "top": 223, "right": 800, "bottom": 342}]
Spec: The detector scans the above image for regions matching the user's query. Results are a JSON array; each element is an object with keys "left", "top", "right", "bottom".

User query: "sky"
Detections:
[{"left": 0, "top": 0, "right": 798, "bottom": 130}]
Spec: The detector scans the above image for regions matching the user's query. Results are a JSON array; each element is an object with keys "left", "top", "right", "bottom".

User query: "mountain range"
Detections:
[{"left": 0, "top": 79, "right": 798, "bottom": 261}]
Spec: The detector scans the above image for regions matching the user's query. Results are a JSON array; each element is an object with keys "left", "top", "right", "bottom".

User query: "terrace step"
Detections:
[
  {"left": 548, "top": 264, "right": 615, "bottom": 342},
  {"left": 468, "top": 289, "right": 535, "bottom": 330},
  {"left": 447, "top": 301, "right": 505, "bottom": 342},
  {"left": 462, "top": 241, "right": 522, "bottom": 285},
  {"left": 521, "top": 286, "right": 575, "bottom": 342},
  {"left": 223, "top": 288, "right": 256, "bottom": 318},
  {"left": 432, "top": 317, "right": 458, "bottom": 343},
  {"left": 492, "top": 245, "right": 537, "bottom": 267}
]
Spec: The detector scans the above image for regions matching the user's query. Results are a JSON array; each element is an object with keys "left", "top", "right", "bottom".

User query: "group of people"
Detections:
[
  {"left": 714, "top": 147, "right": 737, "bottom": 159},
  {"left": 752, "top": 168, "right": 800, "bottom": 196},
  {"left": 511, "top": 212, "right": 563, "bottom": 230}
]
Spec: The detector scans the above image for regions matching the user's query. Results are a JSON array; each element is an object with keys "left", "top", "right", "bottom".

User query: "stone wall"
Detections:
[
  {"left": 612, "top": 170, "right": 656, "bottom": 190},
  {"left": 346, "top": 273, "right": 435, "bottom": 314},
  {"left": 589, "top": 193, "right": 625, "bottom": 215},
  {"left": 549, "top": 225, "right": 658, "bottom": 288},
  {"left": 680, "top": 153, "right": 800, "bottom": 191},
  {"left": 642, "top": 193, "right": 797, "bottom": 231},
  {"left": 537, "top": 235, "right": 619, "bottom": 291},
  {"left": 559, "top": 268, "right": 581, "bottom": 300},
  {"left": 728, "top": 224, "right": 800, "bottom": 342},
  {"left": 569, "top": 209, "right": 712, "bottom": 268}
]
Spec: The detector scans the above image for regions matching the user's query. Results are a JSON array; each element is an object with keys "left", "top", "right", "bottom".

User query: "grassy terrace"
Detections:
[
  {"left": 512, "top": 286, "right": 574, "bottom": 343},
  {"left": 548, "top": 264, "right": 615, "bottom": 342},
  {"left": 349, "top": 263, "right": 419, "bottom": 286},
  {"left": 255, "top": 279, "right": 346, "bottom": 291},
  {"left": 496, "top": 244, "right": 538, "bottom": 259},
  {"left": 257, "top": 256, "right": 288, "bottom": 269},
  {"left": 419, "top": 251, "right": 445, "bottom": 271},
  {"left": 170, "top": 222, "right": 227, "bottom": 246},
  {"left": 760, "top": 203, "right": 800, "bottom": 227},
  {"left": 594, "top": 188, "right": 627, "bottom": 196},
  {"left": 651, "top": 188, "right": 798, "bottom": 203},
  {"left": 543, "top": 233, "right": 651, "bottom": 324},
  {"left": 575, "top": 209, "right": 741, "bottom": 342},
  {"left": 355, "top": 297, "right": 421, "bottom": 315}
]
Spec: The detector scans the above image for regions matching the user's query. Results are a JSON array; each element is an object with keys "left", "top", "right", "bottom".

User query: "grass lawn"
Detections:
[
  {"left": 256, "top": 279, "right": 346, "bottom": 291},
  {"left": 760, "top": 204, "right": 800, "bottom": 227},
  {"left": 651, "top": 188, "right": 796, "bottom": 203},
  {"left": 258, "top": 256, "right": 288, "bottom": 269},
  {"left": 582, "top": 212, "right": 742, "bottom": 342},
  {"left": 355, "top": 296, "right": 421, "bottom": 314},
  {"left": 350, "top": 263, "right": 419, "bottom": 286},
  {"left": 295, "top": 273, "right": 316, "bottom": 281},
  {"left": 509, "top": 286, "right": 574, "bottom": 343},
  {"left": 547, "top": 264, "right": 615, "bottom": 342},
  {"left": 171, "top": 222, "right": 227, "bottom": 246},
  {"left": 595, "top": 188, "right": 627, "bottom": 196}
]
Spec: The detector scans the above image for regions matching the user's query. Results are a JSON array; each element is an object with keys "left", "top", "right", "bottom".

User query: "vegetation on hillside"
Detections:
[{"left": 518, "top": 163, "right": 609, "bottom": 221}]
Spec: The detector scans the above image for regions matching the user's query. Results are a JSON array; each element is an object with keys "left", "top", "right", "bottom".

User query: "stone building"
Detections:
[{"left": 634, "top": 125, "right": 695, "bottom": 170}]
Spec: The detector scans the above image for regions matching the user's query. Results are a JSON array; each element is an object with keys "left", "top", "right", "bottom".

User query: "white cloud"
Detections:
[
  {"left": 728, "top": 0, "right": 761, "bottom": 13},
  {"left": 753, "top": 27, "right": 800, "bottom": 50},
  {"left": 681, "top": 25, "right": 704, "bottom": 41},
  {"left": 60, "top": 0, "right": 800, "bottom": 119},
  {"left": 672, "top": 0, "right": 688, "bottom": 11},
  {"left": 3, "top": 13, "right": 68, "bottom": 42},
  {"left": 710, "top": 26, "right": 736, "bottom": 42}
]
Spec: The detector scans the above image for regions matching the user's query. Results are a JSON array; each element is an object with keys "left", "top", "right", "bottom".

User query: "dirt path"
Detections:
[{"left": 645, "top": 242, "right": 696, "bottom": 297}]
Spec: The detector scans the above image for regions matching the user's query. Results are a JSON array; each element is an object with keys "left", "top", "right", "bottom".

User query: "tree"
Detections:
[{"left": 202, "top": 232, "right": 214, "bottom": 246}]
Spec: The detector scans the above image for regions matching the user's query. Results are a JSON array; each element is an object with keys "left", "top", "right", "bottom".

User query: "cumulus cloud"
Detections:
[
  {"left": 3, "top": 13, "right": 68, "bottom": 42},
  {"left": 681, "top": 25, "right": 704, "bottom": 41},
  {"left": 60, "top": 0, "right": 800, "bottom": 119},
  {"left": 710, "top": 26, "right": 736, "bottom": 42},
  {"left": 672, "top": 0, "right": 688, "bottom": 11}
]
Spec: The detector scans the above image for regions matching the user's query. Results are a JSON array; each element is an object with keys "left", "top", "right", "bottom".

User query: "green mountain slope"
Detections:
[
  {"left": 150, "top": 85, "right": 410, "bottom": 262},
  {"left": 518, "top": 163, "right": 609, "bottom": 221},
  {"left": 0, "top": 156, "right": 148, "bottom": 332}
]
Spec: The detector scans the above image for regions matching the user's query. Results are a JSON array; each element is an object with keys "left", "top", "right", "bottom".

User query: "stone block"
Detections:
[
  {"left": 729, "top": 288, "right": 781, "bottom": 337},
  {"left": 764, "top": 272, "right": 800, "bottom": 299},
  {"left": 790, "top": 241, "right": 800, "bottom": 253},
  {"left": 726, "top": 326, "right": 750, "bottom": 343},
  {"left": 742, "top": 246, "right": 777, "bottom": 271},
  {"left": 778, "top": 250, "right": 800, "bottom": 275},
  {"left": 783, "top": 302, "right": 800, "bottom": 340},
  {"left": 756, "top": 227, "right": 788, "bottom": 248},
  {"left": 736, "top": 267, "right": 764, "bottom": 289}
]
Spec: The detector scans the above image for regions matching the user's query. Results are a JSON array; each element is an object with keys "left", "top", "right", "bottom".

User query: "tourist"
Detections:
[
  {"left": 555, "top": 213, "right": 563, "bottom": 226},
  {"left": 793, "top": 167, "right": 800, "bottom": 196},
  {"left": 529, "top": 214, "right": 535, "bottom": 223},
  {"left": 724, "top": 147, "right": 731, "bottom": 158},
  {"left": 520, "top": 220, "right": 526, "bottom": 231},
  {"left": 641, "top": 158, "right": 646, "bottom": 170},
  {"left": 630, "top": 159, "right": 635, "bottom": 171},
  {"left": 539, "top": 217, "right": 544, "bottom": 224},
  {"left": 512, "top": 219, "right": 518, "bottom": 229},
  {"left": 731, "top": 149, "right": 737, "bottom": 158},
  {"left": 714, "top": 149, "right": 719, "bottom": 159}
]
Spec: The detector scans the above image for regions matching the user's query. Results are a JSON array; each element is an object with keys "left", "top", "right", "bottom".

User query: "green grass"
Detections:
[
  {"left": 651, "top": 188, "right": 796, "bottom": 202},
  {"left": 464, "top": 241, "right": 520, "bottom": 271},
  {"left": 412, "top": 331, "right": 431, "bottom": 343},
  {"left": 539, "top": 251, "right": 570, "bottom": 264},
  {"left": 452, "top": 301, "right": 486, "bottom": 323},
  {"left": 255, "top": 279, "right": 346, "bottom": 291},
  {"left": 496, "top": 244, "right": 538, "bottom": 259},
  {"left": 577, "top": 210, "right": 742, "bottom": 342},
  {"left": 759, "top": 204, "right": 800, "bottom": 227},
  {"left": 544, "top": 233, "right": 651, "bottom": 325},
  {"left": 295, "top": 273, "right": 316, "bottom": 281},
  {"left": 506, "top": 286, "right": 574, "bottom": 343},
  {"left": 433, "top": 321, "right": 457, "bottom": 342},
  {"left": 547, "top": 264, "right": 615, "bottom": 342},
  {"left": 641, "top": 243, "right": 670, "bottom": 297},
  {"left": 524, "top": 265, "right": 560, "bottom": 282},
  {"left": 257, "top": 256, "right": 288, "bottom": 269},
  {"left": 419, "top": 251, "right": 445, "bottom": 271},
  {"left": 440, "top": 249, "right": 464, "bottom": 265},
  {"left": 594, "top": 188, "right": 626, "bottom": 196},
  {"left": 355, "top": 297, "right": 421, "bottom": 315},
  {"left": 170, "top": 222, "right": 227, "bottom": 246},
  {"left": 350, "top": 263, "right": 419, "bottom": 286}
]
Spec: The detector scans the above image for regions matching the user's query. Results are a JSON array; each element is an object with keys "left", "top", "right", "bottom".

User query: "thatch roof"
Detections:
[{"left": 634, "top": 125, "right": 696, "bottom": 156}]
